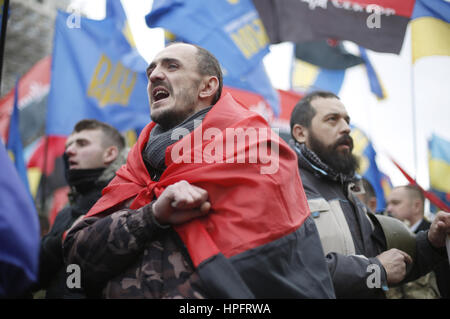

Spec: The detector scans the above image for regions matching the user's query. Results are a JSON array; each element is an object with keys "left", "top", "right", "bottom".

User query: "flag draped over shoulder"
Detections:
[
  {"left": 87, "top": 93, "right": 307, "bottom": 257},
  {"left": 411, "top": 0, "right": 450, "bottom": 64},
  {"left": 351, "top": 126, "right": 391, "bottom": 212},
  {"left": 428, "top": 134, "right": 450, "bottom": 213},
  {"left": 83, "top": 94, "right": 333, "bottom": 298},
  {"left": 46, "top": 2, "right": 150, "bottom": 136},
  {"left": 253, "top": 0, "right": 416, "bottom": 54},
  {"left": 148, "top": 0, "right": 280, "bottom": 115},
  {"left": 0, "top": 141, "right": 40, "bottom": 297}
]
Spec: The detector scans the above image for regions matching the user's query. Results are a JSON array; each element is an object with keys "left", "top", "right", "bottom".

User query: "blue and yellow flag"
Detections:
[
  {"left": 428, "top": 134, "right": 450, "bottom": 212},
  {"left": 147, "top": 0, "right": 280, "bottom": 115},
  {"left": 411, "top": 0, "right": 450, "bottom": 63},
  {"left": 351, "top": 126, "right": 391, "bottom": 212},
  {"left": 6, "top": 80, "right": 30, "bottom": 195},
  {"left": 0, "top": 140, "right": 40, "bottom": 297},
  {"left": 46, "top": 0, "right": 150, "bottom": 136},
  {"left": 291, "top": 57, "right": 345, "bottom": 96}
]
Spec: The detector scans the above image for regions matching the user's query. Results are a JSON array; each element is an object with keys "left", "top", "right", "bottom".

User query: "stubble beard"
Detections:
[{"left": 151, "top": 86, "right": 198, "bottom": 130}]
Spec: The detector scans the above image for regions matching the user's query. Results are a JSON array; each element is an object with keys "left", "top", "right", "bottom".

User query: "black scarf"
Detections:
[
  {"left": 142, "top": 106, "right": 212, "bottom": 181},
  {"left": 65, "top": 167, "right": 106, "bottom": 195},
  {"left": 293, "top": 141, "right": 360, "bottom": 188}
]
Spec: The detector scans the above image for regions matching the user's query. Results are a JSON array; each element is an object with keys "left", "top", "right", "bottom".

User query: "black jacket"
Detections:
[
  {"left": 414, "top": 219, "right": 450, "bottom": 298},
  {"left": 293, "top": 142, "right": 448, "bottom": 298},
  {"left": 38, "top": 185, "right": 104, "bottom": 298},
  {"left": 35, "top": 152, "right": 127, "bottom": 298}
]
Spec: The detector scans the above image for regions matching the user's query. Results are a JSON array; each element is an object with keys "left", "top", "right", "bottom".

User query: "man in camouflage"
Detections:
[
  {"left": 63, "top": 43, "right": 335, "bottom": 298},
  {"left": 386, "top": 185, "right": 449, "bottom": 299}
]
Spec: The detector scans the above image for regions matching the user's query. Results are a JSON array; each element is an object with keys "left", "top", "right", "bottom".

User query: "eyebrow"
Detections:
[
  {"left": 146, "top": 58, "right": 181, "bottom": 75},
  {"left": 65, "top": 137, "right": 88, "bottom": 149},
  {"left": 324, "top": 112, "right": 351, "bottom": 123}
]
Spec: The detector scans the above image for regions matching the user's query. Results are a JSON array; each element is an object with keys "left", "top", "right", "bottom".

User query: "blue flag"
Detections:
[
  {"left": 358, "top": 47, "right": 387, "bottom": 100},
  {"left": 147, "top": 0, "right": 269, "bottom": 76},
  {"left": 147, "top": 0, "right": 280, "bottom": 115},
  {"left": 46, "top": 2, "right": 150, "bottom": 136},
  {"left": 6, "top": 79, "right": 31, "bottom": 194},
  {"left": 0, "top": 141, "right": 40, "bottom": 297},
  {"left": 351, "top": 126, "right": 390, "bottom": 212}
]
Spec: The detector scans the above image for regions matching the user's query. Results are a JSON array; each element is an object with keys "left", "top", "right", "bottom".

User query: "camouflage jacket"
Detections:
[
  {"left": 385, "top": 271, "right": 441, "bottom": 299},
  {"left": 63, "top": 202, "right": 207, "bottom": 298}
]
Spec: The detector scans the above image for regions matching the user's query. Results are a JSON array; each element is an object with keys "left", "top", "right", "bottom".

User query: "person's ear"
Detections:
[
  {"left": 103, "top": 145, "right": 118, "bottom": 165},
  {"left": 368, "top": 197, "right": 378, "bottom": 213},
  {"left": 199, "top": 76, "right": 219, "bottom": 102},
  {"left": 292, "top": 123, "right": 308, "bottom": 144},
  {"left": 412, "top": 198, "right": 422, "bottom": 214}
]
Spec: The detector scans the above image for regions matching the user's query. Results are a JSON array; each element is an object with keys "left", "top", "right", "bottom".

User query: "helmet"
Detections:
[{"left": 372, "top": 214, "right": 416, "bottom": 262}]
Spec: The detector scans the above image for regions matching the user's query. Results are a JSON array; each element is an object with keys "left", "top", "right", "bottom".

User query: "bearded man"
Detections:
[{"left": 290, "top": 91, "right": 450, "bottom": 299}]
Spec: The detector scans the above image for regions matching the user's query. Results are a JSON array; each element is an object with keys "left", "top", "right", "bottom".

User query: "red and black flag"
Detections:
[
  {"left": 295, "top": 39, "right": 364, "bottom": 70},
  {"left": 253, "top": 0, "right": 416, "bottom": 54},
  {"left": 84, "top": 94, "right": 335, "bottom": 298}
]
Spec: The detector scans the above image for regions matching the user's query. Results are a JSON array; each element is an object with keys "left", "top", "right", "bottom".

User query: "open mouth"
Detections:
[
  {"left": 152, "top": 86, "right": 170, "bottom": 102},
  {"left": 69, "top": 160, "right": 78, "bottom": 168},
  {"left": 335, "top": 136, "right": 353, "bottom": 150}
]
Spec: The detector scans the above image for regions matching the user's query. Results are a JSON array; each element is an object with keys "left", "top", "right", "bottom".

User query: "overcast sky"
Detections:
[{"left": 71, "top": 0, "right": 450, "bottom": 191}]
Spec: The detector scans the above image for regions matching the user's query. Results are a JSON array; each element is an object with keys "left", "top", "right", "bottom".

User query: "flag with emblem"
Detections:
[
  {"left": 46, "top": 0, "right": 150, "bottom": 136},
  {"left": 148, "top": 0, "right": 280, "bottom": 115}
]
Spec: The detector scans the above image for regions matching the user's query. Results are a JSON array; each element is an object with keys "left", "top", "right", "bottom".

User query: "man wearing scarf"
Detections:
[
  {"left": 35, "top": 119, "right": 127, "bottom": 298},
  {"left": 63, "top": 43, "right": 335, "bottom": 298},
  {"left": 289, "top": 91, "right": 450, "bottom": 298}
]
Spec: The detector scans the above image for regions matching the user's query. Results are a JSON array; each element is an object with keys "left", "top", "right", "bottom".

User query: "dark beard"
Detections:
[{"left": 308, "top": 132, "right": 359, "bottom": 176}]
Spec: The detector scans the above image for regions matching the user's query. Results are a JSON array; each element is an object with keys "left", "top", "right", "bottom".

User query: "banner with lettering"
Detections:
[
  {"left": 147, "top": 0, "right": 270, "bottom": 80},
  {"left": 253, "top": 0, "right": 416, "bottom": 54},
  {"left": 46, "top": 8, "right": 150, "bottom": 136}
]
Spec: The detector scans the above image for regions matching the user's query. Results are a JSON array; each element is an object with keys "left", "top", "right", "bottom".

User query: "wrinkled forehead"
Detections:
[
  {"left": 152, "top": 43, "right": 198, "bottom": 65},
  {"left": 311, "top": 97, "right": 348, "bottom": 118}
]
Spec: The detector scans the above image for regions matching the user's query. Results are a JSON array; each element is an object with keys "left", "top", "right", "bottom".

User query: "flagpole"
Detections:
[
  {"left": 410, "top": 28, "right": 418, "bottom": 181},
  {"left": 40, "top": 135, "right": 49, "bottom": 216},
  {"left": 0, "top": 0, "right": 10, "bottom": 95}
]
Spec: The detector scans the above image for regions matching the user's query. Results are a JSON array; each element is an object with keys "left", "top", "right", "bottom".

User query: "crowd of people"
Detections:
[{"left": 2, "top": 43, "right": 449, "bottom": 299}]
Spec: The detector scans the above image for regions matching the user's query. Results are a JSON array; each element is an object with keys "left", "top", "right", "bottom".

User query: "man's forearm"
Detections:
[{"left": 63, "top": 203, "right": 164, "bottom": 294}]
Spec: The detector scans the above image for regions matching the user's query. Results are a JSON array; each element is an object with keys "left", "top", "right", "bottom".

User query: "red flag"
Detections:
[{"left": 391, "top": 158, "right": 450, "bottom": 212}]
